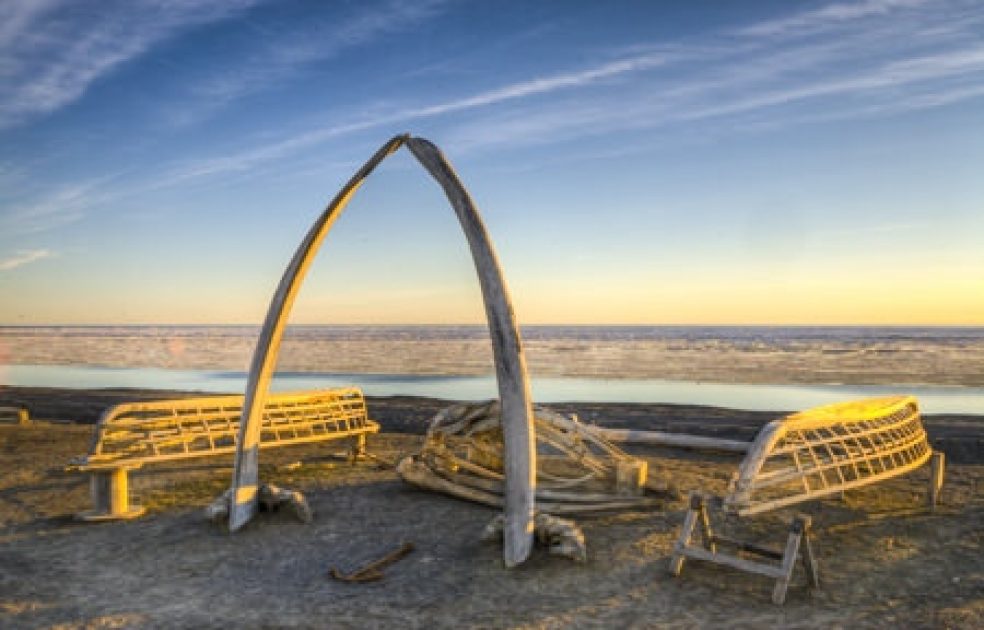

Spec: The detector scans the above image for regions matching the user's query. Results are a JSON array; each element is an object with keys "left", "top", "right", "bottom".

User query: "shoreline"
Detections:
[
  {"left": 1, "top": 388, "right": 982, "bottom": 627},
  {"left": 3, "top": 384, "right": 982, "bottom": 462}
]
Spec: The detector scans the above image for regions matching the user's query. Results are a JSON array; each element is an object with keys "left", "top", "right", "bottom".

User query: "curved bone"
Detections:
[{"left": 228, "top": 135, "right": 536, "bottom": 567}]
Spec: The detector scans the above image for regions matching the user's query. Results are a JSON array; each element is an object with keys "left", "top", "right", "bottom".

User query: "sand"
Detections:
[{"left": 1, "top": 387, "right": 982, "bottom": 628}]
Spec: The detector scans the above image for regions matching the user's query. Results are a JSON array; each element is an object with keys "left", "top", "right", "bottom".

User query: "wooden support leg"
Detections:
[
  {"left": 77, "top": 467, "right": 146, "bottom": 521},
  {"left": 669, "top": 492, "right": 702, "bottom": 576},
  {"left": 349, "top": 433, "right": 368, "bottom": 463},
  {"left": 800, "top": 519, "right": 820, "bottom": 589},
  {"left": 772, "top": 515, "right": 810, "bottom": 605},
  {"left": 697, "top": 498, "right": 716, "bottom": 553},
  {"left": 929, "top": 451, "right": 945, "bottom": 510}
]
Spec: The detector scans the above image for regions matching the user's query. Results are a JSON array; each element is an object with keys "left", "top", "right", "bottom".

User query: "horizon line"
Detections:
[{"left": 2, "top": 322, "right": 983, "bottom": 329}]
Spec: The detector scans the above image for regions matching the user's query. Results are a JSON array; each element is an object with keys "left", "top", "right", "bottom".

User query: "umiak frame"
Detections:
[{"left": 228, "top": 135, "right": 537, "bottom": 567}]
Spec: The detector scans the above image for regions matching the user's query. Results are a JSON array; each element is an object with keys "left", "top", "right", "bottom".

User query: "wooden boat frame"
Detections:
[{"left": 724, "top": 395, "right": 934, "bottom": 516}]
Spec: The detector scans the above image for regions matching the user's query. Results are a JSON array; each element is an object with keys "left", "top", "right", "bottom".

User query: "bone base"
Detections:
[
  {"left": 483, "top": 513, "right": 587, "bottom": 562},
  {"left": 207, "top": 484, "right": 312, "bottom": 524}
]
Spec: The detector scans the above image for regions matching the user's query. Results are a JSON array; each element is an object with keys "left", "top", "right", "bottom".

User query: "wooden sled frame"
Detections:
[
  {"left": 726, "top": 396, "right": 934, "bottom": 516},
  {"left": 670, "top": 493, "right": 820, "bottom": 605},
  {"left": 669, "top": 396, "right": 945, "bottom": 604},
  {"left": 68, "top": 388, "right": 378, "bottom": 521}
]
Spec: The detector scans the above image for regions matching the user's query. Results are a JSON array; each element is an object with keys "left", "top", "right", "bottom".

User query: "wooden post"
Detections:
[
  {"left": 929, "top": 451, "right": 945, "bottom": 509},
  {"left": 591, "top": 427, "right": 750, "bottom": 453},
  {"left": 78, "top": 467, "right": 145, "bottom": 521},
  {"left": 772, "top": 515, "right": 810, "bottom": 605},
  {"left": 0, "top": 406, "right": 30, "bottom": 425},
  {"left": 669, "top": 493, "right": 702, "bottom": 576},
  {"left": 800, "top": 519, "right": 820, "bottom": 589},
  {"left": 697, "top": 498, "right": 716, "bottom": 553}
]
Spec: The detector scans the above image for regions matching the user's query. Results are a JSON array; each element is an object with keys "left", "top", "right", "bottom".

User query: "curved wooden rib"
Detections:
[
  {"left": 724, "top": 396, "right": 931, "bottom": 516},
  {"left": 228, "top": 135, "right": 536, "bottom": 567}
]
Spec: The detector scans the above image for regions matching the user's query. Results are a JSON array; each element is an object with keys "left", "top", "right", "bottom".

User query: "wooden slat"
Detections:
[{"left": 72, "top": 388, "right": 377, "bottom": 471}]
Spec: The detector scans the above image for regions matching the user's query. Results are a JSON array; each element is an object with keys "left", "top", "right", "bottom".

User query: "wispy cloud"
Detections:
[
  {"left": 438, "top": 0, "right": 984, "bottom": 152},
  {"left": 157, "top": 0, "right": 984, "bottom": 178},
  {"left": 167, "top": 0, "right": 452, "bottom": 126},
  {"left": 7, "top": 0, "right": 984, "bottom": 236},
  {"left": 161, "top": 49, "right": 672, "bottom": 181},
  {"left": 0, "top": 249, "right": 53, "bottom": 271},
  {"left": 736, "top": 0, "right": 930, "bottom": 38},
  {"left": 0, "top": 0, "right": 263, "bottom": 129},
  {"left": 0, "top": 175, "right": 122, "bottom": 235}
]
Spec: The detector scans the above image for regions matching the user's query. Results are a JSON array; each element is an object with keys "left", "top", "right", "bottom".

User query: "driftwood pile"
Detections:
[{"left": 397, "top": 401, "right": 671, "bottom": 560}]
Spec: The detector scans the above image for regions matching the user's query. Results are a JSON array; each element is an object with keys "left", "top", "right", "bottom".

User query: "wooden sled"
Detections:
[{"left": 670, "top": 396, "right": 945, "bottom": 604}]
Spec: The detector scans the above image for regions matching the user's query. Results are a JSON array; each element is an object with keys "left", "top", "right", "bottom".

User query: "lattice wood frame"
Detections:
[
  {"left": 71, "top": 387, "right": 378, "bottom": 471},
  {"left": 724, "top": 396, "right": 932, "bottom": 516}
]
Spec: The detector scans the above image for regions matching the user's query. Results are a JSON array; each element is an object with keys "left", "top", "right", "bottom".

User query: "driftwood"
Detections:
[
  {"left": 228, "top": 135, "right": 536, "bottom": 567},
  {"left": 589, "top": 427, "right": 750, "bottom": 453},
  {"left": 398, "top": 401, "right": 667, "bottom": 524},
  {"left": 329, "top": 542, "right": 415, "bottom": 582}
]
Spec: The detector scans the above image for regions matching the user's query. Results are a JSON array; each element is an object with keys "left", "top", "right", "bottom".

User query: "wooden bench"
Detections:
[
  {"left": 67, "top": 387, "right": 379, "bottom": 521},
  {"left": 669, "top": 396, "right": 945, "bottom": 604},
  {"left": 0, "top": 405, "right": 31, "bottom": 425}
]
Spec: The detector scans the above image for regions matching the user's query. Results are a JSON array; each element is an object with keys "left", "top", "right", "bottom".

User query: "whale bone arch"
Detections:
[{"left": 227, "top": 134, "right": 536, "bottom": 567}]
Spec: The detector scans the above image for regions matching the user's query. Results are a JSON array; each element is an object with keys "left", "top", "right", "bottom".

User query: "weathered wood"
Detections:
[
  {"left": 677, "top": 545, "right": 787, "bottom": 580},
  {"left": 329, "top": 542, "right": 415, "bottom": 582},
  {"left": 772, "top": 516, "right": 808, "bottom": 605},
  {"left": 70, "top": 388, "right": 377, "bottom": 471},
  {"left": 0, "top": 406, "right": 30, "bottom": 426},
  {"left": 420, "top": 459, "right": 658, "bottom": 506},
  {"left": 698, "top": 499, "right": 716, "bottom": 553},
  {"left": 669, "top": 492, "right": 702, "bottom": 576},
  {"left": 397, "top": 457, "right": 654, "bottom": 515},
  {"left": 76, "top": 466, "right": 146, "bottom": 522},
  {"left": 669, "top": 500, "right": 819, "bottom": 605},
  {"left": 800, "top": 521, "right": 820, "bottom": 589},
  {"left": 708, "top": 535, "right": 783, "bottom": 560},
  {"left": 592, "top": 427, "right": 751, "bottom": 453},
  {"left": 725, "top": 396, "right": 933, "bottom": 516},
  {"left": 230, "top": 135, "right": 536, "bottom": 567},
  {"left": 929, "top": 450, "right": 945, "bottom": 509}
]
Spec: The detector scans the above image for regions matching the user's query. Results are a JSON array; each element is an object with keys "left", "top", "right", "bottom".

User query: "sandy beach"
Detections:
[{"left": 1, "top": 386, "right": 982, "bottom": 628}]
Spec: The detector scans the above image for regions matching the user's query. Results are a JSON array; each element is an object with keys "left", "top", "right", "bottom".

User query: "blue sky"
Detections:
[{"left": 1, "top": 0, "right": 982, "bottom": 325}]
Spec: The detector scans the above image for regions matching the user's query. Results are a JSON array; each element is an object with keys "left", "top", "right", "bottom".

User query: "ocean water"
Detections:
[
  {"left": 3, "top": 363, "right": 984, "bottom": 414},
  {"left": 2, "top": 325, "right": 983, "bottom": 414}
]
